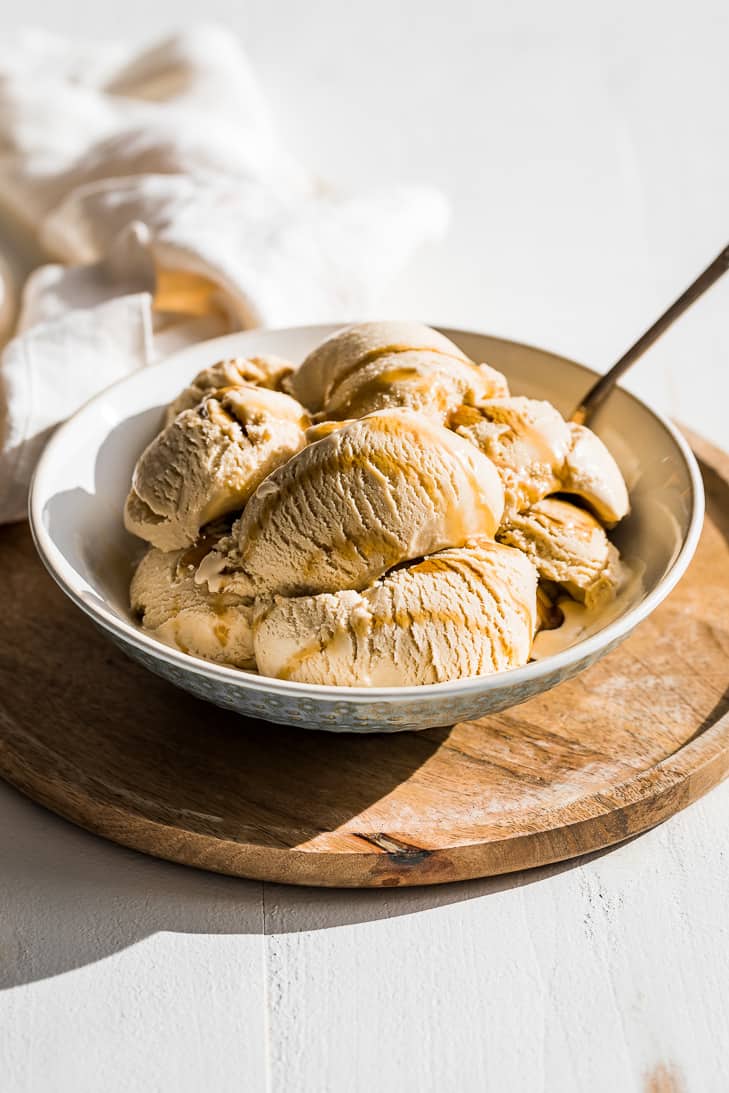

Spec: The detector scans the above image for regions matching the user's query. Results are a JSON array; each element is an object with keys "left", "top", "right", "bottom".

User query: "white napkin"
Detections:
[{"left": 0, "top": 25, "right": 449, "bottom": 522}]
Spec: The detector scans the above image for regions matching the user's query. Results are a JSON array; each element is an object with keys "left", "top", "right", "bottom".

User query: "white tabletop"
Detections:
[{"left": 2, "top": 2, "right": 729, "bottom": 1090}]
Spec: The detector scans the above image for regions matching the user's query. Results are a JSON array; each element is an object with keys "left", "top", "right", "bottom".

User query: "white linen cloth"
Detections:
[{"left": 0, "top": 25, "right": 449, "bottom": 522}]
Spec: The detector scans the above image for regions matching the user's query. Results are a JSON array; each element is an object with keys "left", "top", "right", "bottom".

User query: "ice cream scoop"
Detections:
[
  {"left": 561, "top": 423, "right": 630, "bottom": 526},
  {"left": 124, "top": 384, "right": 310, "bottom": 551},
  {"left": 452, "top": 398, "right": 630, "bottom": 523},
  {"left": 198, "top": 409, "right": 505, "bottom": 599},
  {"left": 253, "top": 540, "right": 537, "bottom": 686},
  {"left": 131, "top": 540, "right": 255, "bottom": 667},
  {"left": 288, "top": 320, "right": 508, "bottom": 420},
  {"left": 316, "top": 349, "right": 509, "bottom": 422},
  {"left": 166, "top": 354, "right": 294, "bottom": 424},
  {"left": 451, "top": 396, "right": 570, "bottom": 516},
  {"left": 497, "top": 497, "right": 623, "bottom": 607}
]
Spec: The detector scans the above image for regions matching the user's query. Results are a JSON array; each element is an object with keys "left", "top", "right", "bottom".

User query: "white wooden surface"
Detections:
[{"left": 2, "top": 2, "right": 729, "bottom": 1090}]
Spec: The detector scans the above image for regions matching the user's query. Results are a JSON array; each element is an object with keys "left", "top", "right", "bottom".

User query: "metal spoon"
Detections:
[{"left": 571, "top": 243, "right": 729, "bottom": 425}]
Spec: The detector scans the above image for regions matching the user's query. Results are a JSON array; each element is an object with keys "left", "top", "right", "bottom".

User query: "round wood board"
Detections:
[{"left": 1, "top": 429, "right": 728, "bottom": 888}]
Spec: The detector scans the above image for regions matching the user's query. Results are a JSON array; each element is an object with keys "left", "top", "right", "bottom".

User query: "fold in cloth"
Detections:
[{"left": 0, "top": 25, "right": 449, "bottom": 522}]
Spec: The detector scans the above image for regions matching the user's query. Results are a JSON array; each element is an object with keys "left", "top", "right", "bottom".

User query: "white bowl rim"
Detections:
[{"left": 29, "top": 324, "right": 706, "bottom": 706}]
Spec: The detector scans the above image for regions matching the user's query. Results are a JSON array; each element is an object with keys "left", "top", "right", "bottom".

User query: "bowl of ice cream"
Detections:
[{"left": 29, "top": 322, "right": 704, "bottom": 732}]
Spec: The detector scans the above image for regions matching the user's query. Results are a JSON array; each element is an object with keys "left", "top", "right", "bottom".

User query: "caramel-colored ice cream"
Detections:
[
  {"left": 125, "top": 321, "right": 633, "bottom": 686},
  {"left": 166, "top": 354, "right": 294, "bottom": 424},
  {"left": 561, "top": 423, "right": 630, "bottom": 526},
  {"left": 131, "top": 540, "right": 255, "bottom": 667},
  {"left": 452, "top": 396, "right": 570, "bottom": 516},
  {"left": 125, "top": 384, "right": 310, "bottom": 550},
  {"left": 452, "top": 398, "right": 629, "bottom": 522},
  {"left": 253, "top": 541, "right": 537, "bottom": 686},
  {"left": 498, "top": 497, "right": 622, "bottom": 608},
  {"left": 197, "top": 408, "right": 504, "bottom": 598},
  {"left": 288, "top": 320, "right": 508, "bottom": 422}
]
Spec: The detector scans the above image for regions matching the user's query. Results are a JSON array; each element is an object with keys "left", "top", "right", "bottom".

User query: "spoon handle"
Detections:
[{"left": 572, "top": 243, "right": 729, "bottom": 425}]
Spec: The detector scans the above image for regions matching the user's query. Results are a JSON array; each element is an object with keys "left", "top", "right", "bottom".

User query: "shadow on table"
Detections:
[{"left": 0, "top": 779, "right": 637, "bottom": 991}]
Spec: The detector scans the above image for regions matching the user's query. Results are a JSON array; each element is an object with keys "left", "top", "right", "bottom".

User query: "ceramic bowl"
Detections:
[{"left": 29, "top": 325, "right": 704, "bottom": 732}]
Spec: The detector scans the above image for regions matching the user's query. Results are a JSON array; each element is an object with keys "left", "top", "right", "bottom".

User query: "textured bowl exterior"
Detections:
[
  {"left": 30, "top": 325, "right": 704, "bottom": 734},
  {"left": 106, "top": 624, "right": 630, "bottom": 732}
]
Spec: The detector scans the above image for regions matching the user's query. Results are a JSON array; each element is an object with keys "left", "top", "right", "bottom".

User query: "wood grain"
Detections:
[{"left": 1, "top": 430, "right": 728, "bottom": 888}]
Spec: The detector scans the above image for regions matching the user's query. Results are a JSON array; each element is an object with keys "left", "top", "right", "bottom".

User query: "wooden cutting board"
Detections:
[{"left": 1, "top": 430, "right": 728, "bottom": 888}]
